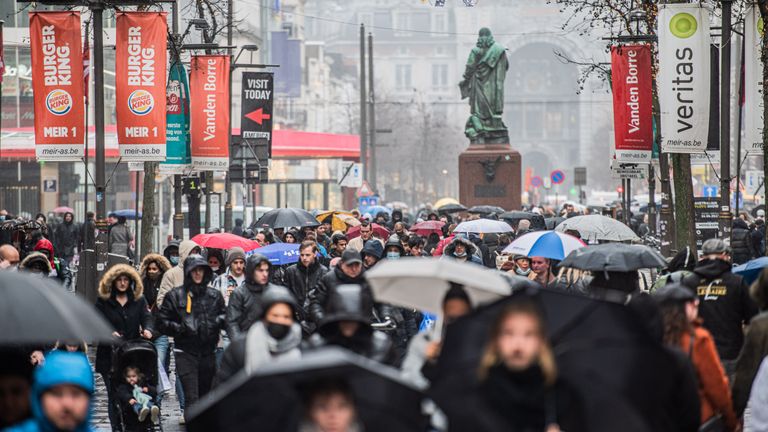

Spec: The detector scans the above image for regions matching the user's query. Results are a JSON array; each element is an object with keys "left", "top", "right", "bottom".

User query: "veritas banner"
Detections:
[
  {"left": 658, "top": 3, "right": 710, "bottom": 153},
  {"left": 190, "top": 55, "right": 230, "bottom": 170},
  {"left": 745, "top": 5, "right": 764, "bottom": 154},
  {"left": 29, "top": 12, "right": 84, "bottom": 161},
  {"left": 610, "top": 45, "right": 653, "bottom": 163},
  {"left": 115, "top": 12, "right": 168, "bottom": 161},
  {"left": 160, "top": 61, "right": 191, "bottom": 174}
]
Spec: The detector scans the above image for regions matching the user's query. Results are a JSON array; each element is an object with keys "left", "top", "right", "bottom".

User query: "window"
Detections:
[
  {"left": 396, "top": 65, "right": 412, "bottom": 90},
  {"left": 432, "top": 12, "right": 447, "bottom": 34},
  {"left": 394, "top": 12, "right": 411, "bottom": 35},
  {"left": 432, "top": 64, "right": 448, "bottom": 89}
]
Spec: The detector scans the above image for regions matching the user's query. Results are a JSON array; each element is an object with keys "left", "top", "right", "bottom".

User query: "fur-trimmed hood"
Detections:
[
  {"left": 19, "top": 252, "right": 52, "bottom": 273},
  {"left": 98, "top": 263, "right": 143, "bottom": 300},
  {"left": 139, "top": 253, "right": 172, "bottom": 278}
]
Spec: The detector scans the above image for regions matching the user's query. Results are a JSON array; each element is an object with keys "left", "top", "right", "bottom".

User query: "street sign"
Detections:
[
  {"left": 702, "top": 185, "right": 719, "bottom": 198},
  {"left": 357, "top": 180, "right": 374, "bottom": 197},
  {"left": 746, "top": 170, "right": 765, "bottom": 196},
  {"left": 543, "top": 177, "right": 552, "bottom": 189},
  {"left": 240, "top": 72, "right": 274, "bottom": 154},
  {"left": 338, "top": 161, "right": 363, "bottom": 188},
  {"left": 550, "top": 170, "right": 565, "bottom": 185},
  {"left": 358, "top": 195, "right": 379, "bottom": 211},
  {"left": 694, "top": 197, "right": 719, "bottom": 249},
  {"left": 530, "top": 176, "right": 543, "bottom": 188},
  {"left": 128, "top": 162, "right": 144, "bottom": 172},
  {"left": 43, "top": 179, "right": 57, "bottom": 193},
  {"left": 610, "top": 161, "right": 646, "bottom": 179},
  {"left": 574, "top": 167, "right": 587, "bottom": 186},
  {"left": 210, "top": 193, "right": 221, "bottom": 229}
]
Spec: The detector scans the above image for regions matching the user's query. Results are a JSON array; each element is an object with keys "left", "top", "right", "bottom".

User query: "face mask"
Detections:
[
  {"left": 170, "top": 256, "right": 179, "bottom": 266},
  {"left": 0, "top": 215, "right": 5, "bottom": 221},
  {"left": 455, "top": 251, "right": 467, "bottom": 258},
  {"left": 386, "top": 252, "right": 400, "bottom": 260},
  {"left": 210, "top": 266, "right": 219, "bottom": 272},
  {"left": 516, "top": 267, "right": 532, "bottom": 276},
  {"left": 266, "top": 322, "right": 291, "bottom": 340}
]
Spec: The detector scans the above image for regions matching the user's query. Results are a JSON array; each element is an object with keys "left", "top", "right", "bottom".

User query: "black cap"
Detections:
[
  {"left": 340, "top": 249, "right": 363, "bottom": 265},
  {"left": 653, "top": 283, "right": 697, "bottom": 304}
]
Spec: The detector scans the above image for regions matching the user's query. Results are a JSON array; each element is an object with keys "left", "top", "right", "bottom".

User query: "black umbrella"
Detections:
[
  {"left": 0, "top": 271, "right": 115, "bottom": 343},
  {"left": 559, "top": 243, "right": 666, "bottom": 272},
  {"left": 545, "top": 216, "right": 566, "bottom": 230},
  {"left": 188, "top": 348, "right": 428, "bottom": 432},
  {"left": 436, "top": 203, "right": 467, "bottom": 214},
  {"left": 499, "top": 211, "right": 547, "bottom": 231},
  {"left": 430, "top": 288, "right": 681, "bottom": 432},
  {"left": 252, "top": 208, "right": 320, "bottom": 230},
  {"left": 468, "top": 205, "right": 505, "bottom": 215}
]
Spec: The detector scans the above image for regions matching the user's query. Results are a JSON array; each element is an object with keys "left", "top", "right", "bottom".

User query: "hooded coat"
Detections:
[
  {"left": 157, "top": 240, "right": 199, "bottom": 307},
  {"left": 442, "top": 236, "right": 483, "bottom": 265},
  {"left": 139, "top": 253, "right": 172, "bottom": 310},
  {"left": 162, "top": 240, "right": 180, "bottom": 263},
  {"left": 226, "top": 254, "right": 283, "bottom": 340},
  {"left": 5, "top": 351, "right": 96, "bottom": 432},
  {"left": 94, "top": 264, "right": 152, "bottom": 375},
  {"left": 53, "top": 212, "right": 79, "bottom": 260},
  {"left": 33, "top": 238, "right": 71, "bottom": 289},
  {"left": 156, "top": 255, "right": 226, "bottom": 356},
  {"left": 308, "top": 264, "right": 369, "bottom": 324},
  {"left": 731, "top": 219, "right": 755, "bottom": 265},
  {"left": 18, "top": 252, "right": 52, "bottom": 275},
  {"left": 282, "top": 259, "right": 329, "bottom": 321}
]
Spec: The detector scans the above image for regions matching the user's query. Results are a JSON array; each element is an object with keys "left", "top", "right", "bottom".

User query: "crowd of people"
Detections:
[{"left": 1, "top": 204, "right": 768, "bottom": 432}]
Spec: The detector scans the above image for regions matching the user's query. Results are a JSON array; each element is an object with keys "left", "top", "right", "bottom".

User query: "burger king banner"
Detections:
[
  {"left": 190, "top": 55, "right": 230, "bottom": 170},
  {"left": 29, "top": 12, "right": 84, "bottom": 161},
  {"left": 610, "top": 45, "right": 653, "bottom": 163},
  {"left": 116, "top": 12, "right": 168, "bottom": 161},
  {"left": 658, "top": 3, "right": 710, "bottom": 154}
]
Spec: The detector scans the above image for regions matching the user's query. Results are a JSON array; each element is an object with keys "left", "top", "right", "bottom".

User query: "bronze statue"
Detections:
[{"left": 459, "top": 28, "right": 509, "bottom": 144}]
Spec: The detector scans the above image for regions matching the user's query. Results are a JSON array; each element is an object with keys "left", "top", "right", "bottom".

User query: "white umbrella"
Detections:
[
  {"left": 454, "top": 219, "right": 513, "bottom": 234},
  {"left": 503, "top": 231, "right": 586, "bottom": 261},
  {"left": 555, "top": 215, "right": 640, "bottom": 242},
  {"left": 365, "top": 258, "right": 510, "bottom": 317}
]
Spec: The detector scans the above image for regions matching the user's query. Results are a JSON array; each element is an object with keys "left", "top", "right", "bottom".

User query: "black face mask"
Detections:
[{"left": 266, "top": 322, "right": 291, "bottom": 340}]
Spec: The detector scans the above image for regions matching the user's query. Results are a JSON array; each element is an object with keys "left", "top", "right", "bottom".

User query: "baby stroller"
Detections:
[{"left": 111, "top": 339, "right": 162, "bottom": 431}]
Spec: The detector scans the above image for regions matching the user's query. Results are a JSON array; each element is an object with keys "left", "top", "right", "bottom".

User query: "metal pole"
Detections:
[
  {"left": 92, "top": 4, "right": 109, "bottom": 276},
  {"left": 719, "top": 0, "right": 732, "bottom": 240},
  {"left": 359, "top": 24, "right": 367, "bottom": 181},
  {"left": 134, "top": 171, "right": 139, "bottom": 254},
  {"left": 83, "top": 19, "right": 89, "bottom": 226},
  {"left": 171, "top": 0, "right": 183, "bottom": 240},
  {"left": 224, "top": 0, "right": 233, "bottom": 232},
  {"left": 627, "top": 179, "right": 632, "bottom": 225},
  {"left": 648, "top": 164, "right": 656, "bottom": 235},
  {"left": 735, "top": 35, "right": 744, "bottom": 224},
  {"left": 368, "top": 32, "right": 376, "bottom": 190}
]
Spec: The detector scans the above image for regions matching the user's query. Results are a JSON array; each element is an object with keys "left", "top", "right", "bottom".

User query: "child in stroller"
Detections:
[{"left": 117, "top": 365, "right": 159, "bottom": 425}]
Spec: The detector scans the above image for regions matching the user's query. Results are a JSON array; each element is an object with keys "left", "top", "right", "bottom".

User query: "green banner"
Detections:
[{"left": 161, "top": 60, "right": 191, "bottom": 171}]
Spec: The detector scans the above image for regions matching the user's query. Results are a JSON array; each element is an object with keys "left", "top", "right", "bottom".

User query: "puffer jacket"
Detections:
[
  {"left": 94, "top": 264, "right": 152, "bottom": 375},
  {"left": 282, "top": 260, "right": 329, "bottom": 320},
  {"left": 53, "top": 213, "right": 79, "bottom": 259},
  {"left": 442, "top": 236, "right": 483, "bottom": 265},
  {"left": 156, "top": 255, "right": 226, "bottom": 356},
  {"left": 156, "top": 240, "right": 198, "bottom": 307},
  {"left": 226, "top": 254, "right": 282, "bottom": 340},
  {"left": 139, "top": 253, "right": 172, "bottom": 310},
  {"left": 307, "top": 265, "right": 369, "bottom": 324},
  {"left": 731, "top": 219, "right": 755, "bottom": 265}
]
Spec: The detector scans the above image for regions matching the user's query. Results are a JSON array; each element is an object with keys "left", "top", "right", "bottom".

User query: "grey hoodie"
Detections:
[{"left": 156, "top": 240, "right": 199, "bottom": 307}]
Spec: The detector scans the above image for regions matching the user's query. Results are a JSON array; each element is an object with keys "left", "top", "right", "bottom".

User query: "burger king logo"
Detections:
[
  {"left": 128, "top": 89, "right": 154, "bottom": 116},
  {"left": 45, "top": 89, "right": 73, "bottom": 116}
]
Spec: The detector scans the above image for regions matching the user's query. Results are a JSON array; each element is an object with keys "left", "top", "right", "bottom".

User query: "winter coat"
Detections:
[
  {"left": 442, "top": 237, "right": 483, "bottom": 265},
  {"left": 32, "top": 238, "right": 72, "bottom": 289},
  {"left": 139, "top": 253, "right": 171, "bottom": 311},
  {"left": 282, "top": 260, "right": 329, "bottom": 320},
  {"left": 80, "top": 217, "right": 96, "bottom": 251},
  {"left": 18, "top": 252, "right": 52, "bottom": 274},
  {"left": 94, "top": 264, "right": 152, "bottom": 375},
  {"left": 156, "top": 255, "right": 226, "bottom": 356},
  {"left": 53, "top": 213, "right": 79, "bottom": 259},
  {"left": 307, "top": 265, "right": 369, "bottom": 324},
  {"left": 211, "top": 269, "right": 245, "bottom": 306},
  {"left": 750, "top": 227, "right": 764, "bottom": 258},
  {"left": 683, "top": 259, "right": 759, "bottom": 359},
  {"left": 156, "top": 240, "right": 198, "bottom": 307},
  {"left": 346, "top": 235, "right": 384, "bottom": 253},
  {"left": 226, "top": 254, "right": 280, "bottom": 340},
  {"left": 109, "top": 222, "right": 133, "bottom": 256},
  {"left": 732, "top": 311, "right": 768, "bottom": 417},
  {"left": 4, "top": 351, "right": 96, "bottom": 432},
  {"left": 678, "top": 324, "right": 737, "bottom": 430},
  {"left": 731, "top": 219, "right": 756, "bottom": 265},
  {"left": 432, "top": 235, "right": 454, "bottom": 257}
]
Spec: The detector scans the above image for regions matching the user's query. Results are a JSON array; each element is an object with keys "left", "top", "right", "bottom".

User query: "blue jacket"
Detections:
[{"left": 4, "top": 351, "right": 96, "bottom": 432}]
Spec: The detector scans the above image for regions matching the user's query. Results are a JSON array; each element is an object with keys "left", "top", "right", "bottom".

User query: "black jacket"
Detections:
[
  {"left": 731, "top": 220, "right": 755, "bottom": 265},
  {"left": 683, "top": 258, "right": 759, "bottom": 359},
  {"left": 94, "top": 293, "right": 153, "bottom": 375},
  {"left": 226, "top": 254, "right": 280, "bottom": 340},
  {"left": 53, "top": 214, "right": 79, "bottom": 258},
  {"left": 307, "top": 265, "right": 369, "bottom": 324},
  {"left": 282, "top": 260, "right": 329, "bottom": 320},
  {"left": 156, "top": 255, "right": 226, "bottom": 356}
]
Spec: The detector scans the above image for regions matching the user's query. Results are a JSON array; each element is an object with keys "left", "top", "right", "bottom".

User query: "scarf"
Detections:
[{"left": 245, "top": 321, "right": 302, "bottom": 375}]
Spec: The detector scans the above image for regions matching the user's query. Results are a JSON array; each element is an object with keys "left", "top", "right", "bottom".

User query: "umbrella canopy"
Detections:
[
  {"left": 246, "top": 243, "right": 301, "bottom": 265},
  {"left": 52, "top": 206, "right": 74, "bottom": 214},
  {"left": 433, "top": 197, "right": 461, "bottom": 210},
  {"left": 365, "top": 258, "right": 511, "bottom": 315},
  {"left": 252, "top": 208, "right": 320, "bottom": 230},
  {"left": 503, "top": 231, "right": 585, "bottom": 261},
  {"left": 554, "top": 215, "right": 640, "bottom": 242},
  {"left": 545, "top": 216, "right": 566, "bottom": 230},
  {"left": 560, "top": 243, "right": 666, "bottom": 272},
  {"left": 346, "top": 223, "right": 391, "bottom": 240},
  {"left": 733, "top": 256, "right": 768, "bottom": 285},
  {"left": 436, "top": 203, "right": 467, "bottom": 214},
  {"left": 191, "top": 233, "right": 261, "bottom": 252},
  {"left": 409, "top": 220, "right": 445, "bottom": 237},
  {"left": 0, "top": 271, "right": 115, "bottom": 343},
  {"left": 431, "top": 288, "right": 679, "bottom": 432},
  {"left": 467, "top": 205, "right": 505, "bottom": 215},
  {"left": 187, "top": 348, "right": 428, "bottom": 432},
  {"left": 112, "top": 209, "right": 142, "bottom": 219},
  {"left": 499, "top": 211, "right": 547, "bottom": 231},
  {"left": 454, "top": 219, "right": 512, "bottom": 234},
  {"left": 316, "top": 211, "right": 360, "bottom": 232},
  {"left": 362, "top": 205, "right": 392, "bottom": 217}
]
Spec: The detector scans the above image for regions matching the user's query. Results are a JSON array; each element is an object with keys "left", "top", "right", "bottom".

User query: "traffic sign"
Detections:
[
  {"left": 357, "top": 180, "right": 374, "bottom": 197},
  {"left": 543, "top": 177, "right": 552, "bottom": 189},
  {"left": 702, "top": 185, "right": 719, "bottom": 198},
  {"left": 530, "top": 176, "right": 543, "bottom": 188},
  {"left": 338, "top": 161, "right": 362, "bottom": 188},
  {"left": 551, "top": 170, "right": 565, "bottom": 185},
  {"left": 746, "top": 170, "right": 765, "bottom": 196},
  {"left": 574, "top": 167, "right": 587, "bottom": 186}
]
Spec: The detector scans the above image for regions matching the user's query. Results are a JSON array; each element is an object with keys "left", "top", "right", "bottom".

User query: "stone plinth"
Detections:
[{"left": 458, "top": 144, "right": 521, "bottom": 211}]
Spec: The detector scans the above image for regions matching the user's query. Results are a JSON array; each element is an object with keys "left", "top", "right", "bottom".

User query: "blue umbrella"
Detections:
[
  {"left": 246, "top": 243, "right": 300, "bottom": 265},
  {"left": 362, "top": 205, "right": 391, "bottom": 217},
  {"left": 112, "top": 209, "right": 142, "bottom": 220},
  {"left": 733, "top": 256, "right": 768, "bottom": 285}
]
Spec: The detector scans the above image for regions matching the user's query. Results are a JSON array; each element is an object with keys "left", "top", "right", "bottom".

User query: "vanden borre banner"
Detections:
[
  {"left": 190, "top": 55, "right": 230, "bottom": 170},
  {"left": 611, "top": 44, "right": 653, "bottom": 163}
]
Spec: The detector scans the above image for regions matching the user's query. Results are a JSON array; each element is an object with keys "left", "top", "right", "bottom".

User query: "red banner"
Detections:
[
  {"left": 29, "top": 12, "right": 84, "bottom": 161},
  {"left": 116, "top": 12, "right": 168, "bottom": 161},
  {"left": 189, "top": 55, "right": 230, "bottom": 170},
  {"left": 611, "top": 45, "right": 653, "bottom": 163}
]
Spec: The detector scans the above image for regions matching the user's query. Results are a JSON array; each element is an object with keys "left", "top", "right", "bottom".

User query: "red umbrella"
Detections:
[
  {"left": 191, "top": 233, "right": 262, "bottom": 252},
  {"left": 53, "top": 206, "right": 74, "bottom": 214},
  {"left": 409, "top": 220, "right": 445, "bottom": 237},
  {"left": 346, "top": 223, "right": 391, "bottom": 240}
]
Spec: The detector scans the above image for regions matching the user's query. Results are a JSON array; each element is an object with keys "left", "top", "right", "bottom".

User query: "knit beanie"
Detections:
[{"left": 226, "top": 247, "right": 246, "bottom": 267}]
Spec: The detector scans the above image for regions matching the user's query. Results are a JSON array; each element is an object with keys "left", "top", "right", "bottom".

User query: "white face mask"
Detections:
[{"left": 210, "top": 266, "right": 219, "bottom": 272}]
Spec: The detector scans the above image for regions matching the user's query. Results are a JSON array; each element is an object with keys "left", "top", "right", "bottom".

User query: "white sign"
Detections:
[
  {"left": 745, "top": 6, "right": 764, "bottom": 154},
  {"left": 746, "top": 170, "right": 765, "bottom": 196},
  {"left": 611, "top": 161, "right": 647, "bottom": 180},
  {"left": 210, "top": 193, "right": 221, "bottom": 229},
  {"left": 658, "top": 4, "right": 711, "bottom": 153},
  {"left": 128, "top": 162, "right": 144, "bottom": 172},
  {"left": 337, "top": 161, "right": 363, "bottom": 188},
  {"left": 543, "top": 177, "right": 552, "bottom": 189}
]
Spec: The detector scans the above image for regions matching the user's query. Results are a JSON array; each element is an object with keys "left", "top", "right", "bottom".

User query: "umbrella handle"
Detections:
[{"left": 371, "top": 318, "right": 397, "bottom": 331}]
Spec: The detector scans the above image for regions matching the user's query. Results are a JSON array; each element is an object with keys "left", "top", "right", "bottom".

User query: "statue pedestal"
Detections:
[{"left": 458, "top": 144, "right": 522, "bottom": 211}]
